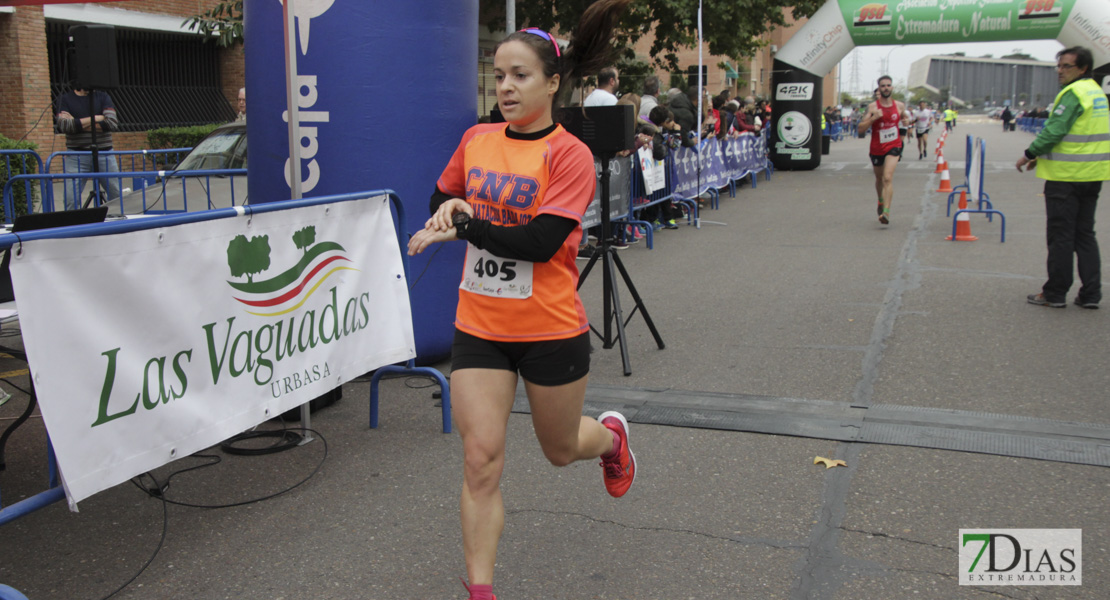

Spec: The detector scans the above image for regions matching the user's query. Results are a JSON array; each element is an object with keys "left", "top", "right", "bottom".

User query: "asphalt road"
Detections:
[{"left": 1, "top": 120, "right": 1106, "bottom": 600}]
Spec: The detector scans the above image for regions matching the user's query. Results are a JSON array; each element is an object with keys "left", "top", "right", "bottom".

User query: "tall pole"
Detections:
[
  {"left": 1010, "top": 64, "right": 1017, "bottom": 107},
  {"left": 282, "top": 0, "right": 312, "bottom": 438},
  {"left": 506, "top": 0, "right": 515, "bottom": 34}
]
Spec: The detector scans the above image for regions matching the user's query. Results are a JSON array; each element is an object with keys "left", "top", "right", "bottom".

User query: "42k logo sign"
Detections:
[{"left": 959, "top": 529, "right": 1081, "bottom": 586}]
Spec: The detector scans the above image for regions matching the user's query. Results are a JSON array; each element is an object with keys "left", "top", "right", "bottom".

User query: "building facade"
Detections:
[
  {"left": 908, "top": 55, "right": 1058, "bottom": 109},
  {"left": 0, "top": 1, "right": 243, "bottom": 155}
]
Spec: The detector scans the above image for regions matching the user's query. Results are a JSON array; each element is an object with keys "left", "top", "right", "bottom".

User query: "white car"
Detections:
[{"left": 107, "top": 121, "right": 248, "bottom": 216}]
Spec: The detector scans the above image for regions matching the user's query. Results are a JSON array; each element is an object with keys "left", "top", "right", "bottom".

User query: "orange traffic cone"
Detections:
[
  {"left": 947, "top": 190, "right": 978, "bottom": 241},
  {"left": 934, "top": 151, "right": 946, "bottom": 173},
  {"left": 936, "top": 167, "right": 954, "bottom": 193}
]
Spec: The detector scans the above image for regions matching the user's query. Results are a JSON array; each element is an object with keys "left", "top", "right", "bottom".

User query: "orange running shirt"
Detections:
[{"left": 436, "top": 123, "right": 596, "bottom": 342}]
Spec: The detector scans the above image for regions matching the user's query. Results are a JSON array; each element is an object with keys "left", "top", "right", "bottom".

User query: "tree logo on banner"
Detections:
[
  {"left": 778, "top": 111, "right": 813, "bottom": 147},
  {"left": 226, "top": 232, "right": 357, "bottom": 317}
]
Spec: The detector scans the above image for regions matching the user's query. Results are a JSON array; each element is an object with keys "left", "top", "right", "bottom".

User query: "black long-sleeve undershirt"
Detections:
[{"left": 429, "top": 187, "right": 579, "bottom": 263}]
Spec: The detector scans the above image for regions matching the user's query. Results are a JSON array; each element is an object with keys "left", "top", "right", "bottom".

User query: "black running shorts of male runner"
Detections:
[
  {"left": 451, "top": 329, "right": 591, "bottom": 386},
  {"left": 869, "top": 146, "right": 902, "bottom": 166}
]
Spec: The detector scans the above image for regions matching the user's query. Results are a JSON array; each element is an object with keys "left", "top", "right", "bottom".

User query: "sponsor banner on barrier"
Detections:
[
  {"left": 9, "top": 195, "right": 415, "bottom": 508},
  {"left": 843, "top": 0, "right": 1078, "bottom": 46},
  {"left": 670, "top": 135, "right": 768, "bottom": 198}
]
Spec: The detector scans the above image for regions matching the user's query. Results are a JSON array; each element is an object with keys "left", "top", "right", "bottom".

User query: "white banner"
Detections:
[
  {"left": 970, "top": 137, "right": 982, "bottom": 203},
  {"left": 637, "top": 146, "right": 666, "bottom": 195},
  {"left": 9, "top": 195, "right": 415, "bottom": 508}
]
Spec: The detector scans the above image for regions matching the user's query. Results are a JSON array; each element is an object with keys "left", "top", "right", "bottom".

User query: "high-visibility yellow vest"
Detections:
[
  {"left": 944, "top": 109, "right": 955, "bottom": 121},
  {"left": 1035, "top": 78, "right": 1110, "bottom": 182}
]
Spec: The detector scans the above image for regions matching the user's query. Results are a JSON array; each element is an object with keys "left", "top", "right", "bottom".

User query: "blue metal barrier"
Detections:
[
  {"left": 46, "top": 148, "right": 193, "bottom": 197},
  {"left": 947, "top": 138, "right": 1004, "bottom": 241},
  {"left": 0, "top": 150, "right": 48, "bottom": 219},
  {"left": 2, "top": 169, "right": 247, "bottom": 223}
]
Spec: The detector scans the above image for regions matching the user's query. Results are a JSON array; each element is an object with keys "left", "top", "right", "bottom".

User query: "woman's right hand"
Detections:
[{"left": 428, "top": 198, "right": 472, "bottom": 232}]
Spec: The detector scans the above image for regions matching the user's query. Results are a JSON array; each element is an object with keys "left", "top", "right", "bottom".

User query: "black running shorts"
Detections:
[
  {"left": 451, "top": 329, "right": 591, "bottom": 386},
  {"left": 869, "top": 146, "right": 902, "bottom": 166}
]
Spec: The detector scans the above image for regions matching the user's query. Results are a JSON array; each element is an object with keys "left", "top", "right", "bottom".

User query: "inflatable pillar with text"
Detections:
[
  {"left": 771, "top": 0, "right": 1110, "bottom": 171},
  {"left": 244, "top": 0, "right": 478, "bottom": 362}
]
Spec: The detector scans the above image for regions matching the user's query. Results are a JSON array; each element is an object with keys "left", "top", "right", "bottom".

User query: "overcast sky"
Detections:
[{"left": 838, "top": 40, "right": 1065, "bottom": 96}]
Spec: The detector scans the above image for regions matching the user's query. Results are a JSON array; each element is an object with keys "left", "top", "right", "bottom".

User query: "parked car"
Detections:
[
  {"left": 106, "top": 121, "right": 247, "bottom": 216},
  {"left": 986, "top": 107, "right": 1005, "bottom": 120}
]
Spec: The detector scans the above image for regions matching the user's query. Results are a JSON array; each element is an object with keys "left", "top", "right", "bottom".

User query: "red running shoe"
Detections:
[{"left": 598, "top": 411, "right": 636, "bottom": 497}]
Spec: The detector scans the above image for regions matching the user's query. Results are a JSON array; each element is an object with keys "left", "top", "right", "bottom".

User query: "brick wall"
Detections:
[
  {"left": 0, "top": 1, "right": 242, "bottom": 163},
  {"left": 0, "top": 8, "right": 52, "bottom": 153}
]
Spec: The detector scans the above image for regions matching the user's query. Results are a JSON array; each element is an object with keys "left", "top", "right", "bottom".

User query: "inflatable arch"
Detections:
[
  {"left": 243, "top": 0, "right": 478, "bottom": 362},
  {"left": 771, "top": 0, "right": 1110, "bottom": 170}
]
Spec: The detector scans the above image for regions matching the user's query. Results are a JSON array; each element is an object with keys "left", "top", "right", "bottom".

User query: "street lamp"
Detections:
[
  {"left": 880, "top": 46, "right": 901, "bottom": 77},
  {"left": 1010, "top": 64, "right": 1017, "bottom": 107}
]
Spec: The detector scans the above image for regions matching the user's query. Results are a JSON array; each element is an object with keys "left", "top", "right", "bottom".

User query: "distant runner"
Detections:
[
  {"left": 912, "top": 101, "right": 935, "bottom": 160},
  {"left": 858, "top": 75, "right": 910, "bottom": 225}
]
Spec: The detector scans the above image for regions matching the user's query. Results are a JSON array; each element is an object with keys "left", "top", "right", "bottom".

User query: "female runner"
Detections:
[{"left": 407, "top": 2, "right": 635, "bottom": 599}]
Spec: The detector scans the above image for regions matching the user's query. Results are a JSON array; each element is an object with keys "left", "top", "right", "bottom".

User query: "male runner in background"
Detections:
[
  {"left": 858, "top": 76, "right": 910, "bottom": 225},
  {"left": 912, "top": 101, "right": 935, "bottom": 160}
]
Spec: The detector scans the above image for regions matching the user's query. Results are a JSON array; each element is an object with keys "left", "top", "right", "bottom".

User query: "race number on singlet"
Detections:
[
  {"left": 879, "top": 126, "right": 898, "bottom": 144},
  {"left": 460, "top": 244, "right": 534, "bottom": 299}
]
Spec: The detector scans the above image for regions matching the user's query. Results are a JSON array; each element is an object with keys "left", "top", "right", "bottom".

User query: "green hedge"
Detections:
[
  {"left": 0, "top": 134, "right": 40, "bottom": 221},
  {"left": 147, "top": 123, "right": 224, "bottom": 151}
]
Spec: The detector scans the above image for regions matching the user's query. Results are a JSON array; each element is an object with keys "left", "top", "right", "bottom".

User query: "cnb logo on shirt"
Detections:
[{"left": 959, "top": 529, "right": 1081, "bottom": 586}]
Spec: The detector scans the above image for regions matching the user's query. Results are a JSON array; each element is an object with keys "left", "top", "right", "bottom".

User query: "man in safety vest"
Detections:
[
  {"left": 1017, "top": 46, "right": 1108, "bottom": 309},
  {"left": 943, "top": 107, "right": 956, "bottom": 131}
]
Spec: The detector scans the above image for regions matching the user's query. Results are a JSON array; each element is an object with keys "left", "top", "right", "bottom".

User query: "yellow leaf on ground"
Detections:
[{"left": 814, "top": 456, "right": 847, "bottom": 469}]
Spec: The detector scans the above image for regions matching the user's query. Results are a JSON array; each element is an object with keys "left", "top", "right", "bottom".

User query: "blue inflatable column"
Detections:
[{"left": 244, "top": 0, "right": 477, "bottom": 363}]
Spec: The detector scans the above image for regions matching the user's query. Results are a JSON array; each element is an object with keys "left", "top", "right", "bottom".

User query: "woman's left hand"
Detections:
[{"left": 408, "top": 225, "right": 458, "bottom": 256}]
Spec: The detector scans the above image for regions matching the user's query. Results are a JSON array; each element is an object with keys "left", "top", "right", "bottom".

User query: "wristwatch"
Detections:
[{"left": 452, "top": 212, "right": 470, "bottom": 238}]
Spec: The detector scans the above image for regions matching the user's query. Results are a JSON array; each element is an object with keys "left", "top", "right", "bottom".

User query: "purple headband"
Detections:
[{"left": 519, "top": 28, "right": 561, "bottom": 58}]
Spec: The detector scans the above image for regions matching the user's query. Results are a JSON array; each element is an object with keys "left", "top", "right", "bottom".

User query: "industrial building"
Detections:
[{"left": 907, "top": 54, "right": 1058, "bottom": 109}]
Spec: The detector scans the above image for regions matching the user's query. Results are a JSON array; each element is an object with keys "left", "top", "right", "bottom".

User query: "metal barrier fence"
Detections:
[
  {"left": 3, "top": 169, "right": 247, "bottom": 223},
  {"left": 1017, "top": 117, "right": 1046, "bottom": 134},
  {"left": 2, "top": 148, "right": 197, "bottom": 219},
  {"left": 0, "top": 151, "right": 49, "bottom": 219},
  {"left": 617, "top": 132, "right": 773, "bottom": 248}
]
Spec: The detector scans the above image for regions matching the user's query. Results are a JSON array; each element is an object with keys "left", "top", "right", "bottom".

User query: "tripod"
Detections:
[
  {"left": 577, "top": 153, "right": 665, "bottom": 376},
  {"left": 81, "top": 90, "right": 110, "bottom": 210}
]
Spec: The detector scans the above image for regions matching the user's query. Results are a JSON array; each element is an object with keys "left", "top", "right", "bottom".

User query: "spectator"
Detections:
[
  {"left": 1001, "top": 106, "right": 1013, "bottom": 132},
  {"left": 640, "top": 105, "right": 683, "bottom": 229},
  {"left": 709, "top": 94, "right": 727, "bottom": 138},
  {"left": 617, "top": 92, "right": 641, "bottom": 121},
  {"left": 236, "top": 87, "right": 246, "bottom": 121},
  {"left": 583, "top": 66, "right": 619, "bottom": 106},
  {"left": 55, "top": 87, "right": 121, "bottom": 211},
  {"left": 639, "top": 75, "right": 661, "bottom": 120},
  {"left": 668, "top": 87, "right": 698, "bottom": 146},
  {"left": 737, "top": 99, "right": 762, "bottom": 134}
]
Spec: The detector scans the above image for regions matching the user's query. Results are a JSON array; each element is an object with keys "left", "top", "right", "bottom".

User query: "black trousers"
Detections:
[{"left": 1042, "top": 180, "right": 1102, "bottom": 303}]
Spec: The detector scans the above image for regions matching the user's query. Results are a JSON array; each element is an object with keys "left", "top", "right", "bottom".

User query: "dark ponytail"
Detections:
[{"left": 497, "top": 0, "right": 633, "bottom": 110}]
